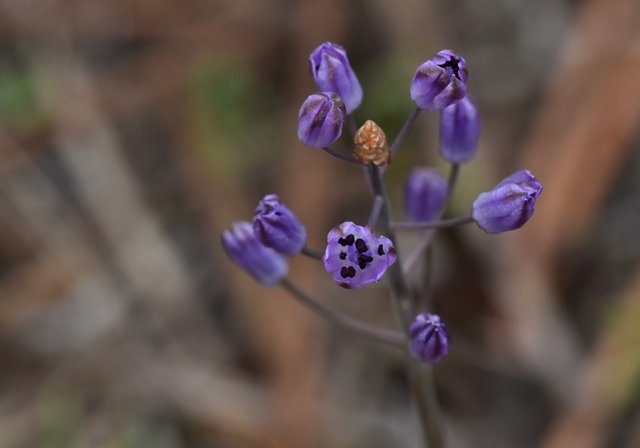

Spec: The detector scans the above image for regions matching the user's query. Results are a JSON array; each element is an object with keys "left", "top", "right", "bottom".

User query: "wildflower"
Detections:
[
  {"left": 297, "top": 92, "right": 346, "bottom": 148},
  {"left": 410, "top": 49, "right": 468, "bottom": 111},
  {"left": 439, "top": 96, "right": 480, "bottom": 163},
  {"left": 409, "top": 313, "right": 450, "bottom": 363},
  {"left": 253, "top": 194, "right": 306, "bottom": 255},
  {"left": 404, "top": 168, "right": 448, "bottom": 222},
  {"left": 323, "top": 222, "right": 396, "bottom": 289},
  {"left": 309, "top": 42, "right": 363, "bottom": 114},
  {"left": 472, "top": 170, "right": 543, "bottom": 234},
  {"left": 222, "top": 222, "right": 288, "bottom": 285},
  {"left": 354, "top": 120, "right": 390, "bottom": 166}
]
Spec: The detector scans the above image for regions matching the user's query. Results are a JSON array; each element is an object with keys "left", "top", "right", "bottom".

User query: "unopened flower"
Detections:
[
  {"left": 439, "top": 96, "right": 480, "bottom": 163},
  {"left": 354, "top": 120, "right": 390, "bottom": 166},
  {"left": 222, "top": 222, "right": 288, "bottom": 285},
  {"left": 409, "top": 313, "right": 450, "bottom": 363},
  {"left": 323, "top": 222, "right": 396, "bottom": 289},
  {"left": 297, "top": 92, "right": 346, "bottom": 148},
  {"left": 309, "top": 42, "right": 363, "bottom": 114},
  {"left": 472, "top": 170, "right": 543, "bottom": 234},
  {"left": 410, "top": 49, "right": 468, "bottom": 111},
  {"left": 253, "top": 194, "right": 306, "bottom": 255},
  {"left": 404, "top": 168, "right": 448, "bottom": 222}
]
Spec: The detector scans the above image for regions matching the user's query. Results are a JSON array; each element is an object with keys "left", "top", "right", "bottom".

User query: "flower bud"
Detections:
[
  {"left": 309, "top": 42, "right": 363, "bottom": 114},
  {"left": 410, "top": 49, "right": 468, "bottom": 111},
  {"left": 439, "top": 96, "right": 480, "bottom": 163},
  {"left": 253, "top": 194, "right": 306, "bottom": 255},
  {"left": 404, "top": 168, "right": 448, "bottom": 222},
  {"left": 409, "top": 313, "right": 450, "bottom": 363},
  {"left": 472, "top": 170, "right": 543, "bottom": 234},
  {"left": 354, "top": 120, "right": 390, "bottom": 166},
  {"left": 222, "top": 222, "right": 288, "bottom": 285},
  {"left": 297, "top": 92, "right": 346, "bottom": 148},
  {"left": 323, "top": 222, "right": 396, "bottom": 289}
]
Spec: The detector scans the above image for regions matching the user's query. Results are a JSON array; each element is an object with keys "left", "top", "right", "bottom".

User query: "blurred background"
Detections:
[{"left": 0, "top": 0, "right": 639, "bottom": 447}]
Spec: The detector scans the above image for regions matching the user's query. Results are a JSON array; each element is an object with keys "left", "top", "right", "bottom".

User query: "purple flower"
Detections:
[
  {"left": 253, "top": 194, "right": 306, "bottom": 255},
  {"left": 472, "top": 170, "right": 543, "bottom": 234},
  {"left": 297, "top": 92, "right": 346, "bottom": 148},
  {"left": 309, "top": 42, "right": 363, "bottom": 114},
  {"left": 409, "top": 313, "right": 450, "bottom": 363},
  {"left": 221, "top": 222, "right": 288, "bottom": 285},
  {"left": 439, "top": 96, "right": 480, "bottom": 164},
  {"left": 410, "top": 49, "right": 468, "bottom": 111},
  {"left": 323, "top": 222, "right": 397, "bottom": 289},
  {"left": 404, "top": 168, "right": 448, "bottom": 222}
]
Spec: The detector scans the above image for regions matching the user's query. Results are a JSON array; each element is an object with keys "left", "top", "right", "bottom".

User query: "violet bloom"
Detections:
[
  {"left": 323, "top": 222, "right": 397, "bottom": 289},
  {"left": 409, "top": 313, "right": 450, "bottom": 363},
  {"left": 404, "top": 167, "right": 448, "bottom": 222},
  {"left": 297, "top": 92, "right": 346, "bottom": 148},
  {"left": 222, "top": 222, "right": 288, "bottom": 286},
  {"left": 410, "top": 49, "right": 468, "bottom": 111},
  {"left": 472, "top": 170, "right": 543, "bottom": 234},
  {"left": 309, "top": 42, "right": 363, "bottom": 114},
  {"left": 253, "top": 194, "right": 306, "bottom": 256},
  {"left": 439, "top": 96, "right": 480, "bottom": 164}
]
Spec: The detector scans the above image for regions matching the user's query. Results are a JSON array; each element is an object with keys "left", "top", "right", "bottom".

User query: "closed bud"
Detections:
[
  {"left": 354, "top": 120, "right": 390, "bottom": 166},
  {"left": 472, "top": 170, "right": 543, "bottom": 234},
  {"left": 297, "top": 92, "right": 346, "bottom": 148},
  {"left": 309, "top": 42, "right": 363, "bottom": 114},
  {"left": 222, "top": 222, "right": 288, "bottom": 285},
  {"left": 410, "top": 49, "right": 468, "bottom": 111},
  {"left": 409, "top": 313, "right": 450, "bottom": 363},
  {"left": 404, "top": 168, "right": 448, "bottom": 222},
  {"left": 439, "top": 96, "right": 480, "bottom": 163},
  {"left": 253, "top": 194, "right": 306, "bottom": 255}
]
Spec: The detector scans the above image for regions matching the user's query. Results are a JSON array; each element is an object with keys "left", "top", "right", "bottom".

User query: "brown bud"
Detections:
[{"left": 354, "top": 120, "right": 390, "bottom": 166}]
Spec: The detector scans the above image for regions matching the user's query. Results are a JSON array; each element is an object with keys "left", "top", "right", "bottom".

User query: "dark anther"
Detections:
[
  {"left": 359, "top": 254, "right": 373, "bottom": 263},
  {"left": 339, "top": 252, "right": 347, "bottom": 260},
  {"left": 340, "top": 266, "right": 349, "bottom": 278},
  {"left": 355, "top": 238, "right": 368, "bottom": 253},
  {"left": 346, "top": 266, "right": 356, "bottom": 277},
  {"left": 339, "top": 234, "right": 355, "bottom": 246},
  {"left": 439, "top": 57, "right": 461, "bottom": 79},
  {"left": 358, "top": 259, "right": 367, "bottom": 269},
  {"left": 377, "top": 244, "right": 385, "bottom": 256},
  {"left": 346, "top": 234, "right": 355, "bottom": 245}
]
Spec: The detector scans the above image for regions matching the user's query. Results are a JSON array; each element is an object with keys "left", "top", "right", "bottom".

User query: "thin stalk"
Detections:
[
  {"left": 301, "top": 246, "right": 323, "bottom": 261},
  {"left": 280, "top": 278, "right": 405, "bottom": 348},
  {"left": 368, "top": 195, "right": 384, "bottom": 228},
  {"left": 390, "top": 106, "right": 422, "bottom": 157},
  {"left": 322, "top": 146, "right": 361, "bottom": 165},
  {"left": 392, "top": 216, "right": 474, "bottom": 230}
]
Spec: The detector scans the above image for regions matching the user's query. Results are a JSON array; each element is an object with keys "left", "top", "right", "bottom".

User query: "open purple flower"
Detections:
[
  {"left": 410, "top": 49, "right": 468, "bottom": 111},
  {"left": 409, "top": 313, "right": 450, "bottom": 363},
  {"left": 323, "top": 222, "right": 396, "bottom": 289}
]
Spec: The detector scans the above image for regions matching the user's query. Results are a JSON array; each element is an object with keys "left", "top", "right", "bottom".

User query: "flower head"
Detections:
[
  {"left": 439, "top": 95, "right": 480, "bottom": 164},
  {"left": 472, "top": 170, "right": 543, "bottom": 234},
  {"left": 409, "top": 313, "right": 450, "bottom": 363},
  {"left": 410, "top": 49, "right": 468, "bottom": 111},
  {"left": 404, "top": 167, "right": 448, "bottom": 222},
  {"left": 222, "top": 222, "right": 288, "bottom": 285},
  {"left": 309, "top": 42, "right": 363, "bottom": 114},
  {"left": 323, "top": 222, "right": 396, "bottom": 289},
  {"left": 253, "top": 194, "right": 306, "bottom": 255},
  {"left": 297, "top": 92, "right": 346, "bottom": 148}
]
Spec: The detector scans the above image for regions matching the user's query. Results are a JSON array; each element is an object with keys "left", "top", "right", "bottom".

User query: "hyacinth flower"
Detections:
[
  {"left": 297, "top": 92, "right": 346, "bottom": 148},
  {"left": 409, "top": 313, "right": 450, "bottom": 363},
  {"left": 309, "top": 42, "right": 363, "bottom": 114},
  {"left": 472, "top": 170, "right": 543, "bottom": 234},
  {"left": 410, "top": 49, "right": 468, "bottom": 111},
  {"left": 323, "top": 221, "right": 397, "bottom": 289},
  {"left": 253, "top": 194, "right": 306, "bottom": 256},
  {"left": 439, "top": 95, "right": 480, "bottom": 164},
  {"left": 221, "top": 222, "right": 288, "bottom": 286},
  {"left": 404, "top": 167, "right": 449, "bottom": 222}
]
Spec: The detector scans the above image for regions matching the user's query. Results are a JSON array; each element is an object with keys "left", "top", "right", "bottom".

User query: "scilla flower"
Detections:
[
  {"left": 253, "top": 194, "right": 306, "bottom": 256},
  {"left": 410, "top": 49, "right": 468, "bottom": 111},
  {"left": 222, "top": 222, "right": 288, "bottom": 285},
  {"left": 409, "top": 313, "right": 450, "bottom": 363},
  {"left": 439, "top": 96, "right": 480, "bottom": 164},
  {"left": 404, "top": 167, "right": 448, "bottom": 222},
  {"left": 472, "top": 170, "right": 543, "bottom": 234},
  {"left": 309, "top": 42, "right": 363, "bottom": 114},
  {"left": 297, "top": 92, "right": 346, "bottom": 148},
  {"left": 323, "top": 222, "right": 396, "bottom": 289}
]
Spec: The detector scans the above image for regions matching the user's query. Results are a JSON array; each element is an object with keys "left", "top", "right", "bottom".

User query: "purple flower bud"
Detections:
[
  {"left": 404, "top": 168, "right": 448, "bottom": 222},
  {"left": 309, "top": 42, "right": 363, "bottom": 114},
  {"left": 409, "top": 313, "right": 450, "bottom": 363},
  {"left": 410, "top": 49, "right": 468, "bottom": 111},
  {"left": 439, "top": 96, "right": 480, "bottom": 163},
  {"left": 253, "top": 194, "right": 306, "bottom": 255},
  {"left": 323, "top": 222, "right": 396, "bottom": 289},
  {"left": 221, "top": 222, "right": 288, "bottom": 285},
  {"left": 472, "top": 170, "right": 543, "bottom": 234},
  {"left": 297, "top": 92, "right": 346, "bottom": 148}
]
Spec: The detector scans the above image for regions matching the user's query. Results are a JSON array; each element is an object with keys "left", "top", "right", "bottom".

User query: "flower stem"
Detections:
[
  {"left": 390, "top": 106, "right": 421, "bottom": 157},
  {"left": 301, "top": 246, "right": 323, "bottom": 261},
  {"left": 280, "top": 278, "right": 405, "bottom": 348},
  {"left": 368, "top": 195, "right": 384, "bottom": 228},
  {"left": 392, "top": 215, "right": 474, "bottom": 230},
  {"left": 322, "top": 146, "right": 361, "bottom": 165}
]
